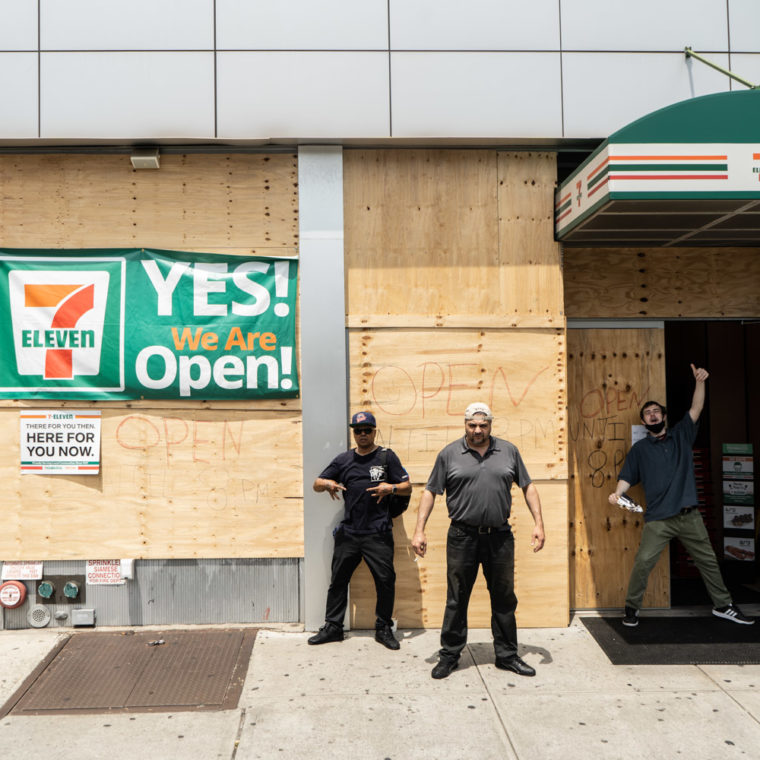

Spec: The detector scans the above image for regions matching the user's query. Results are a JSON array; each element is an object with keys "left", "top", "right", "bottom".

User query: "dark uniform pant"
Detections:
[
  {"left": 324, "top": 529, "right": 395, "bottom": 628},
  {"left": 440, "top": 522, "right": 518, "bottom": 661}
]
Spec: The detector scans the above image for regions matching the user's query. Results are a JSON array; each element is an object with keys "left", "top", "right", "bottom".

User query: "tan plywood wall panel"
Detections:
[
  {"left": 0, "top": 153, "right": 298, "bottom": 251},
  {"left": 348, "top": 328, "right": 567, "bottom": 482},
  {"left": 351, "top": 480, "right": 568, "bottom": 628},
  {"left": 346, "top": 327, "right": 568, "bottom": 628},
  {"left": 0, "top": 153, "right": 303, "bottom": 562},
  {"left": 344, "top": 149, "right": 562, "bottom": 328},
  {"left": 0, "top": 409, "right": 303, "bottom": 560},
  {"left": 0, "top": 152, "right": 301, "bottom": 414},
  {"left": 344, "top": 149, "right": 568, "bottom": 628},
  {"left": 567, "top": 328, "right": 668, "bottom": 609},
  {"left": 497, "top": 152, "right": 564, "bottom": 326},
  {"left": 564, "top": 247, "right": 760, "bottom": 319}
]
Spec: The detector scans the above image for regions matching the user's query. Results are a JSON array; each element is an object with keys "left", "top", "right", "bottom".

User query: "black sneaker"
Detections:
[
  {"left": 431, "top": 658, "right": 458, "bottom": 679},
  {"left": 712, "top": 604, "right": 755, "bottom": 625},
  {"left": 375, "top": 625, "right": 400, "bottom": 650},
  {"left": 307, "top": 623, "right": 344, "bottom": 645},
  {"left": 622, "top": 606, "right": 639, "bottom": 627}
]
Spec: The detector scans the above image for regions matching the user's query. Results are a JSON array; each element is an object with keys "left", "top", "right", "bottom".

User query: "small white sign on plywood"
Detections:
[
  {"left": 1, "top": 561, "right": 43, "bottom": 580},
  {"left": 86, "top": 559, "right": 125, "bottom": 585},
  {"left": 631, "top": 425, "right": 647, "bottom": 445},
  {"left": 20, "top": 410, "right": 101, "bottom": 475}
]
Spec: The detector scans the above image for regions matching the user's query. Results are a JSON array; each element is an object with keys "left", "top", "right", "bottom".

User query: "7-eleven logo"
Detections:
[{"left": 9, "top": 270, "right": 110, "bottom": 379}]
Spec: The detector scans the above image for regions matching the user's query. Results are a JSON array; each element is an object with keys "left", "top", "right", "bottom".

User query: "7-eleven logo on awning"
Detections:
[{"left": 8, "top": 268, "right": 118, "bottom": 384}]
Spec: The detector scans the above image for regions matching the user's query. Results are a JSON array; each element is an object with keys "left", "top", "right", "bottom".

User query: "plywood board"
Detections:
[
  {"left": 0, "top": 409, "right": 303, "bottom": 560},
  {"left": 0, "top": 153, "right": 303, "bottom": 563},
  {"left": 0, "top": 155, "right": 301, "bottom": 413},
  {"left": 344, "top": 150, "right": 567, "bottom": 628},
  {"left": 0, "top": 155, "right": 302, "bottom": 414},
  {"left": 497, "top": 152, "right": 564, "bottom": 326},
  {"left": 344, "top": 150, "right": 562, "bottom": 328},
  {"left": 0, "top": 154, "right": 298, "bottom": 251},
  {"left": 348, "top": 327, "right": 567, "bottom": 482},
  {"left": 350, "top": 480, "right": 568, "bottom": 629},
  {"left": 564, "top": 247, "right": 760, "bottom": 319},
  {"left": 567, "top": 328, "right": 668, "bottom": 609}
]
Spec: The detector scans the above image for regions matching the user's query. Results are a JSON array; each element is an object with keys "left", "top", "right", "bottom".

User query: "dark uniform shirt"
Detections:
[
  {"left": 319, "top": 447, "right": 409, "bottom": 534},
  {"left": 425, "top": 436, "right": 532, "bottom": 527},
  {"left": 618, "top": 414, "right": 698, "bottom": 522}
]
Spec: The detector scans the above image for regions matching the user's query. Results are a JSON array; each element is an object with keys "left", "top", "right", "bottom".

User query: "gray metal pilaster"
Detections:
[{"left": 298, "top": 146, "right": 348, "bottom": 631}]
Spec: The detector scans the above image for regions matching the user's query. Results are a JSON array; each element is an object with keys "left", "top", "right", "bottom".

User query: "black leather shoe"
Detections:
[
  {"left": 375, "top": 625, "right": 400, "bottom": 650},
  {"left": 495, "top": 655, "right": 535, "bottom": 677},
  {"left": 431, "top": 658, "right": 459, "bottom": 679},
  {"left": 307, "top": 624, "right": 344, "bottom": 645}
]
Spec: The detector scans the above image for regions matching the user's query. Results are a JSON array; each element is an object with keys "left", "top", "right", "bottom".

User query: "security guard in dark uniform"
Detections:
[{"left": 310, "top": 411, "right": 412, "bottom": 649}]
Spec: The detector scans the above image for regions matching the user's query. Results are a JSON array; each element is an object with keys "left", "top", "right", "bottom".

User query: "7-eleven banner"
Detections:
[{"left": 0, "top": 249, "right": 298, "bottom": 400}]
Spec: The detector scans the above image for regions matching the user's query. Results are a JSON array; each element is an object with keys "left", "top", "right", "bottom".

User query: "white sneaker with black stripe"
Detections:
[{"left": 712, "top": 604, "right": 755, "bottom": 625}]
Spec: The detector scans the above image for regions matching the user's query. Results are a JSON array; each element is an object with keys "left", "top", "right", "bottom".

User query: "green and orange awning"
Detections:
[{"left": 556, "top": 89, "right": 760, "bottom": 246}]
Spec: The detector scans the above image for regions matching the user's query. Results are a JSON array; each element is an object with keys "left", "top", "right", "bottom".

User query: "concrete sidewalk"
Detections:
[{"left": 1, "top": 615, "right": 760, "bottom": 760}]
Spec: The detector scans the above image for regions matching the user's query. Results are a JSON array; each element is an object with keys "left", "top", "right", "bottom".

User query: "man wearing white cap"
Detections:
[{"left": 412, "top": 402, "right": 545, "bottom": 679}]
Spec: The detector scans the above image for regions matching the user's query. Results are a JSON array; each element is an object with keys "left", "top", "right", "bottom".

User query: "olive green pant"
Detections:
[{"left": 626, "top": 509, "right": 731, "bottom": 610}]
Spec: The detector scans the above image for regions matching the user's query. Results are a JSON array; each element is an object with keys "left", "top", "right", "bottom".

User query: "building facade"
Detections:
[{"left": 0, "top": 1, "right": 758, "bottom": 629}]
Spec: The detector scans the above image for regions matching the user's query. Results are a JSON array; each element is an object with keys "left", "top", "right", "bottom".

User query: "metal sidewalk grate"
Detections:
[{"left": 1, "top": 628, "right": 256, "bottom": 716}]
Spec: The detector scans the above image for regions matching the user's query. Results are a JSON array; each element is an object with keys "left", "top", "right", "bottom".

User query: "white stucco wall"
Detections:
[{"left": 0, "top": 0, "right": 758, "bottom": 142}]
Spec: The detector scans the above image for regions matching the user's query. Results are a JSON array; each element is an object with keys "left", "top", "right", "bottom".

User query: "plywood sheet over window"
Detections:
[
  {"left": 0, "top": 410, "right": 303, "bottom": 560},
  {"left": 348, "top": 328, "right": 566, "bottom": 482},
  {"left": 351, "top": 481, "right": 568, "bottom": 629},
  {"left": 497, "top": 152, "right": 564, "bottom": 326},
  {"left": 0, "top": 154, "right": 298, "bottom": 251},
  {"left": 344, "top": 149, "right": 563, "bottom": 328},
  {"left": 564, "top": 247, "right": 760, "bottom": 319},
  {"left": 344, "top": 148, "right": 568, "bottom": 628},
  {"left": 347, "top": 327, "right": 568, "bottom": 628},
  {"left": 0, "top": 153, "right": 302, "bottom": 561},
  {"left": 567, "top": 328, "right": 668, "bottom": 609}
]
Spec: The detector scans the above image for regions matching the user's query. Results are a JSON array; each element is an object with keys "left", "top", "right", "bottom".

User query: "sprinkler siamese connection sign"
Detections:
[{"left": 0, "top": 249, "right": 299, "bottom": 400}]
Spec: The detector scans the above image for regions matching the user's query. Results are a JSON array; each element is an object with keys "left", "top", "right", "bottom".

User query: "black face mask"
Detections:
[{"left": 645, "top": 420, "right": 666, "bottom": 434}]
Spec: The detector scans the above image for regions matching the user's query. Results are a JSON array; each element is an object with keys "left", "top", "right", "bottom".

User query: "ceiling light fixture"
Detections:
[{"left": 130, "top": 148, "right": 160, "bottom": 170}]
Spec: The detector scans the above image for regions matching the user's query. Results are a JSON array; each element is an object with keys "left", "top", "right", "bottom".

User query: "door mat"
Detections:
[
  {"left": 1, "top": 628, "right": 256, "bottom": 717},
  {"left": 580, "top": 616, "right": 760, "bottom": 665},
  {"left": 671, "top": 577, "right": 760, "bottom": 607}
]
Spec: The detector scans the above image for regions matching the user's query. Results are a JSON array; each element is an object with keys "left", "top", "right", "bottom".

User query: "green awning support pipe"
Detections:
[{"left": 684, "top": 47, "right": 758, "bottom": 89}]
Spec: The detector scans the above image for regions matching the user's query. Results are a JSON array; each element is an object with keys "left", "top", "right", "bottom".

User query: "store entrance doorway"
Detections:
[
  {"left": 569, "top": 321, "right": 760, "bottom": 612},
  {"left": 665, "top": 321, "right": 760, "bottom": 608}
]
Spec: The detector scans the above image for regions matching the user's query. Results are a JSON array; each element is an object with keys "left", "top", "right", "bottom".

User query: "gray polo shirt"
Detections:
[{"left": 425, "top": 435, "right": 532, "bottom": 527}]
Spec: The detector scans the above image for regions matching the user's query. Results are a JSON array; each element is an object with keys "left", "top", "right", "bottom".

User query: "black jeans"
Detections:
[
  {"left": 440, "top": 522, "right": 518, "bottom": 661},
  {"left": 324, "top": 529, "right": 395, "bottom": 628}
]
